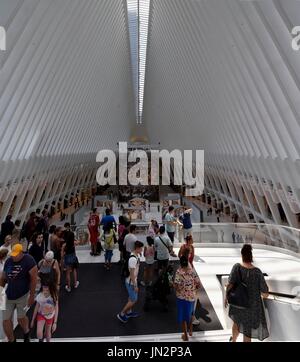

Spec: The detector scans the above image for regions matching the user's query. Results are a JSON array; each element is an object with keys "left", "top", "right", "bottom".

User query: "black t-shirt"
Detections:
[
  {"left": 64, "top": 230, "right": 75, "bottom": 255},
  {"left": 4, "top": 254, "right": 36, "bottom": 300},
  {"left": 29, "top": 243, "right": 44, "bottom": 264}
]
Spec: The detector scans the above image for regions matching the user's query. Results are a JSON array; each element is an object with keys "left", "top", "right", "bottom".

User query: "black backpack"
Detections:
[{"left": 122, "top": 255, "right": 138, "bottom": 278}]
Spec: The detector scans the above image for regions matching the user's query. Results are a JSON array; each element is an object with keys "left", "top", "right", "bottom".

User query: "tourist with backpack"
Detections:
[{"left": 117, "top": 240, "right": 144, "bottom": 323}]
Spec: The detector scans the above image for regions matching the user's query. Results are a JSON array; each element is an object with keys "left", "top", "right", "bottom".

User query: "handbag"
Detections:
[{"left": 227, "top": 266, "right": 249, "bottom": 309}]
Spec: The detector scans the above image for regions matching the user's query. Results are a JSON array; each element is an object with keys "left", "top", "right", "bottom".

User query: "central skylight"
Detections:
[{"left": 127, "top": 0, "right": 150, "bottom": 124}]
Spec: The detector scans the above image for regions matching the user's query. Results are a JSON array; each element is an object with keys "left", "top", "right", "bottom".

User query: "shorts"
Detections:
[
  {"left": 176, "top": 298, "right": 194, "bottom": 324},
  {"left": 183, "top": 228, "right": 193, "bottom": 238},
  {"left": 3, "top": 293, "right": 29, "bottom": 321},
  {"left": 125, "top": 281, "right": 138, "bottom": 303},
  {"left": 37, "top": 314, "right": 55, "bottom": 326},
  {"left": 64, "top": 253, "right": 79, "bottom": 269}
]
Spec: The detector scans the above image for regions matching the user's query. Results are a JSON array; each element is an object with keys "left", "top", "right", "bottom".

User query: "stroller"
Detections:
[{"left": 144, "top": 265, "right": 174, "bottom": 312}]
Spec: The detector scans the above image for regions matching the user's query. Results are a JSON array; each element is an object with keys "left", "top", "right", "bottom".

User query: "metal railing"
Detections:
[{"left": 74, "top": 221, "right": 300, "bottom": 256}]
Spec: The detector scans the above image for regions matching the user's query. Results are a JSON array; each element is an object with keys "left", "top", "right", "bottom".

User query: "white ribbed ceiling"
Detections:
[
  {"left": 0, "top": 0, "right": 135, "bottom": 166},
  {"left": 0, "top": 0, "right": 135, "bottom": 220},
  {"left": 143, "top": 0, "right": 300, "bottom": 227}
]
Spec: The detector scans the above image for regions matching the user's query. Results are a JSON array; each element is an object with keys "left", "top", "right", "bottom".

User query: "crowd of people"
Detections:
[
  {"left": 0, "top": 202, "right": 270, "bottom": 343},
  {"left": 0, "top": 207, "right": 79, "bottom": 342}
]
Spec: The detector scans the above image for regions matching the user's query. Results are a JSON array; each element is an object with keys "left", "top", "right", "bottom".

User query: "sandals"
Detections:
[{"left": 181, "top": 333, "right": 189, "bottom": 342}]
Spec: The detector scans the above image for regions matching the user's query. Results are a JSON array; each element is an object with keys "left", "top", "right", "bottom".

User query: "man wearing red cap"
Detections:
[{"left": 0, "top": 244, "right": 37, "bottom": 342}]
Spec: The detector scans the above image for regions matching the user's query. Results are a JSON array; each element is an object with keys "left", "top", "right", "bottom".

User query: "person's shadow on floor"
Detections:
[{"left": 193, "top": 304, "right": 212, "bottom": 331}]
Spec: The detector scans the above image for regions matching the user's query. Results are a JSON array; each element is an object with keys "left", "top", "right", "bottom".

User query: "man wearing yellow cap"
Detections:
[{"left": 0, "top": 243, "right": 37, "bottom": 342}]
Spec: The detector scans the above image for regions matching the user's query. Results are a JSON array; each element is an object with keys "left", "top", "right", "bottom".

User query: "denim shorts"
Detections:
[
  {"left": 125, "top": 281, "right": 138, "bottom": 303},
  {"left": 64, "top": 253, "right": 78, "bottom": 269}
]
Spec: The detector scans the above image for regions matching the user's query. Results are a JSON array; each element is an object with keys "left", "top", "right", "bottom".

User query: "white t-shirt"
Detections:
[
  {"left": 154, "top": 234, "right": 172, "bottom": 260},
  {"left": 126, "top": 253, "right": 140, "bottom": 285},
  {"left": 36, "top": 292, "right": 56, "bottom": 319},
  {"left": 124, "top": 233, "right": 137, "bottom": 253}
]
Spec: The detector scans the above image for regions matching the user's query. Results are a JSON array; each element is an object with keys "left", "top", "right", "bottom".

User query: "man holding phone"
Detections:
[{"left": 0, "top": 244, "right": 37, "bottom": 342}]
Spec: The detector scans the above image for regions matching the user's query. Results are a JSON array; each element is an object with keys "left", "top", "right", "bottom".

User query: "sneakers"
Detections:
[
  {"left": 74, "top": 281, "right": 80, "bottom": 289},
  {"left": 117, "top": 313, "right": 128, "bottom": 323},
  {"left": 65, "top": 285, "right": 71, "bottom": 293},
  {"left": 192, "top": 318, "right": 200, "bottom": 326},
  {"left": 126, "top": 312, "right": 139, "bottom": 318}
]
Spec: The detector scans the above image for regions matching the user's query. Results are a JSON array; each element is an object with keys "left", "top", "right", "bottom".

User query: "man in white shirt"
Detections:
[
  {"left": 117, "top": 240, "right": 144, "bottom": 323},
  {"left": 154, "top": 226, "right": 174, "bottom": 272},
  {"left": 123, "top": 224, "right": 137, "bottom": 257}
]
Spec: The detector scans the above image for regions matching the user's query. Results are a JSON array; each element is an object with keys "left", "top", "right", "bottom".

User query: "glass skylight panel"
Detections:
[{"left": 127, "top": 0, "right": 150, "bottom": 124}]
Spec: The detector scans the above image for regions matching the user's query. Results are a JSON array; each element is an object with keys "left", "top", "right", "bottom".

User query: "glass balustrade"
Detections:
[{"left": 74, "top": 221, "right": 300, "bottom": 256}]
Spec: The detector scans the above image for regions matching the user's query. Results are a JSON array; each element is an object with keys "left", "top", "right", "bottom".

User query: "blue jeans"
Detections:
[{"left": 105, "top": 249, "right": 113, "bottom": 263}]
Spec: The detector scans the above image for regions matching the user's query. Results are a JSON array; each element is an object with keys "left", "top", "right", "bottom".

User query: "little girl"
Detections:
[
  {"left": 31, "top": 282, "right": 59, "bottom": 342},
  {"left": 102, "top": 223, "right": 116, "bottom": 270},
  {"left": 142, "top": 236, "right": 155, "bottom": 286}
]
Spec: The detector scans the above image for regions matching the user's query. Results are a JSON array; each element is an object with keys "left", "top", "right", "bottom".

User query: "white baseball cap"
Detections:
[{"left": 45, "top": 251, "right": 54, "bottom": 261}]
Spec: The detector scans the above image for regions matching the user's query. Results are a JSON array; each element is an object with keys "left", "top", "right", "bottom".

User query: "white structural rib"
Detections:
[
  {"left": 143, "top": 0, "right": 300, "bottom": 228},
  {"left": 0, "top": 0, "right": 135, "bottom": 222}
]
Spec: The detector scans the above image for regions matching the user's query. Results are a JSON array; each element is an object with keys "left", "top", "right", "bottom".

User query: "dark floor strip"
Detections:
[{"left": 16, "top": 262, "right": 223, "bottom": 339}]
